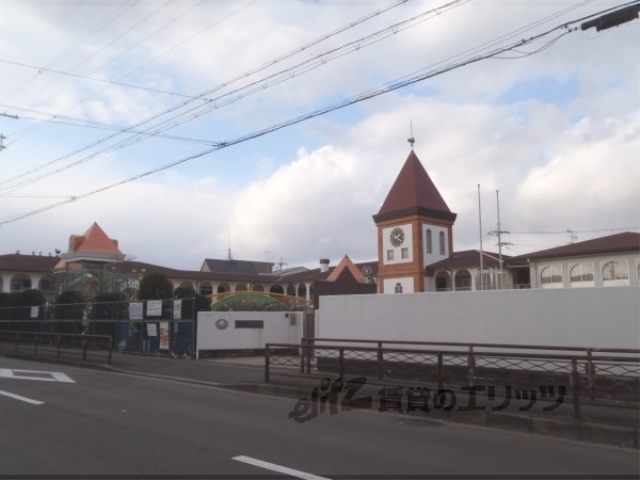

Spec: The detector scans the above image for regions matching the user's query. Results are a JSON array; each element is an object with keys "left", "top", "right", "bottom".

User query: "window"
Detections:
[
  {"left": 541, "top": 266, "right": 562, "bottom": 285},
  {"left": 476, "top": 270, "right": 494, "bottom": 290},
  {"left": 570, "top": 264, "right": 594, "bottom": 284},
  {"left": 454, "top": 270, "right": 472, "bottom": 291},
  {"left": 426, "top": 229, "right": 432, "bottom": 254},
  {"left": 602, "top": 260, "right": 628, "bottom": 281},
  {"left": 387, "top": 250, "right": 394, "bottom": 261},
  {"left": 401, "top": 247, "right": 409, "bottom": 259},
  {"left": 435, "top": 271, "right": 451, "bottom": 291},
  {"left": 439, "top": 232, "right": 445, "bottom": 255},
  {"left": 199, "top": 284, "right": 213, "bottom": 295}
]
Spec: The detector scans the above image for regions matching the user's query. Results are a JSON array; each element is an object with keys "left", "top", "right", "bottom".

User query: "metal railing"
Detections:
[
  {"left": 265, "top": 341, "right": 640, "bottom": 420},
  {"left": 0, "top": 330, "right": 112, "bottom": 364}
]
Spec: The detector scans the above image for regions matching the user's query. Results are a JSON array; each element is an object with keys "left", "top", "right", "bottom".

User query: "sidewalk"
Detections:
[{"left": 2, "top": 349, "right": 638, "bottom": 448}]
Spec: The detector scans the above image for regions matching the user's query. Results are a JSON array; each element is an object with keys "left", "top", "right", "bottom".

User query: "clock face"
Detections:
[{"left": 390, "top": 227, "right": 404, "bottom": 247}]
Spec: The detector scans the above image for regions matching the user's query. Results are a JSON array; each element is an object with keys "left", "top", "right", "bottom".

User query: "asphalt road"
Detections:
[{"left": 0, "top": 357, "right": 638, "bottom": 479}]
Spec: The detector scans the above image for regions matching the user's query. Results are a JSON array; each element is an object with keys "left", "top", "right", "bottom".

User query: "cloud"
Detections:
[{"left": 0, "top": 0, "right": 637, "bottom": 272}]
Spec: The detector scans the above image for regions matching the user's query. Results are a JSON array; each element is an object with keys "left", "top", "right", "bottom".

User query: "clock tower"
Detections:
[{"left": 373, "top": 149, "right": 457, "bottom": 293}]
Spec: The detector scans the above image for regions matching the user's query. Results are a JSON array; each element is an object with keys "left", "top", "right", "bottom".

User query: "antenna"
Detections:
[
  {"left": 567, "top": 229, "right": 577, "bottom": 243},
  {"left": 226, "top": 229, "right": 233, "bottom": 261},
  {"left": 407, "top": 121, "right": 415, "bottom": 149}
]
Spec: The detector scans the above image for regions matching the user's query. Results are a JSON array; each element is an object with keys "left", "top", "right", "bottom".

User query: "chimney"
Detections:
[{"left": 319, "top": 258, "right": 330, "bottom": 273}]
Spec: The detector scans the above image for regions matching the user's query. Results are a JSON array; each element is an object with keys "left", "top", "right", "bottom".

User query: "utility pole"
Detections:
[
  {"left": 567, "top": 229, "right": 578, "bottom": 244},
  {"left": 488, "top": 190, "right": 512, "bottom": 289}
]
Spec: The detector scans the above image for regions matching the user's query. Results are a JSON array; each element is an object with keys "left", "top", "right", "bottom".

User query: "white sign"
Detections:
[
  {"left": 30, "top": 306, "right": 39, "bottom": 318},
  {"left": 129, "top": 302, "right": 143, "bottom": 320},
  {"left": 173, "top": 300, "right": 182, "bottom": 320},
  {"left": 147, "top": 300, "right": 162, "bottom": 317},
  {"left": 146, "top": 323, "right": 158, "bottom": 337}
]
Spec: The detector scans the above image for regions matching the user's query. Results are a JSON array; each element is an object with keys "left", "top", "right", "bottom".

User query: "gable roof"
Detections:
[
  {"left": 373, "top": 150, "right": 456, "bottom": 223},
  {"left": 327, "top": 255, "right": 366, "bottom": 282},
  {"left": 508, "top": 232, "right": 640, "bottom": 262}
]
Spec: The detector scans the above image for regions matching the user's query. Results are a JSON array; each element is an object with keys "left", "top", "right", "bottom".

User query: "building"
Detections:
[
  {"left": 2, "top": 149, "right": 638, "bottom": 300},
  {"left": 0, "top": 223, "right": 379, "bottom": 306},
  {"left": 372, "top": 148, "right": 640, "bottom": 292}
]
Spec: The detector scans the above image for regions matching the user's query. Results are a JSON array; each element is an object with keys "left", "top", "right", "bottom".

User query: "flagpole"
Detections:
[{"left": 478, "top": 184, "right": 484, "bottom": 290}]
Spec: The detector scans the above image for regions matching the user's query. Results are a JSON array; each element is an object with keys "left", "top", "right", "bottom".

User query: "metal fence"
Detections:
[
  {"left": 265, "top": 340, "right": 640, "bottom": 419},
  {"left": 0, "top": 298, "right": 197, "bottom": 357},
  {"left": 0, "top": 330, "right": 112, "bottom": 364}
]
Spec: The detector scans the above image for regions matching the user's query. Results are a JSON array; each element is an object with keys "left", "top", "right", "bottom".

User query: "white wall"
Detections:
[
  {"left": 196, "top": 311, "right": 303, "bottom": 356},
  {"left": 317, "top": 287, "right": 640, "bottom": 349}
]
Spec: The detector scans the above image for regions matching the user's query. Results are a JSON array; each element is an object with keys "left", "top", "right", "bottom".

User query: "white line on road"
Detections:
[
  {"left": 0, "top": 389, "right": 44, "bottom": 405},
  {"left": 0, "top": 369, "right": 75, "bottom": 383},
  {"left": 233, "top": 455, "right": 331, "bottom": 480}
]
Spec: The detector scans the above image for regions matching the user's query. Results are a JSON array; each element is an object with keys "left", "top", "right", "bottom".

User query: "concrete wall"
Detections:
[
  {"left": 317, "top": 286, "right": 640, "bottom": 349},
  {"left": 196, "top": 311, "right": 304, "bottom": 356}
]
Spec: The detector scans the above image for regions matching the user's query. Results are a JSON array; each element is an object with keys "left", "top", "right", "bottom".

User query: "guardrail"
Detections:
[
  {"left": 265, "top": 342, "right": 640, "bottom": 420},
  {"left": 0, "top": 330, "right": 112, "bottom": 364}
]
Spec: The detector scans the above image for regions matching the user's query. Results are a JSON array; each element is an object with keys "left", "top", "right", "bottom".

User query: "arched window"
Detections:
[
  {"left": 435, "top": 271, "right": 451, "bottom": 291},
  {"left": 570, "top": 264, "right": 594, "bottom": 285},
  {"left": 269, "top": 285, "right": 284, "bottom": 294},
  {"left": 439, "top": 232, "right": 445, "bottom": 255},
  {"left": 426, "top": 229, "right": 432, "bottom": 254},
  {"left": 454, "top": 270, "right": 472, "bottom": 291},
  {"left": 251, "top": 284, "right": 264, "bottom": 292},
  {"left": 199, "top": 282, "right": 213, "bottom": 295},
  {"left": 602, "top": 261, "right": 628, "bottom": 282},
  {"left": 217, "top": 283, "right": 230, "bottom": 293},
  {"left": 541, "top": 266, "right": 562, "bottom": 286},
  {"left": 235, "top": 283, "right": 247, "bottom": 292}
]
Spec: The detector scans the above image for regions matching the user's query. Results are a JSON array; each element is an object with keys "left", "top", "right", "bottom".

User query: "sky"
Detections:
[{"left": 0, "top": 0, "right": 638, "bottom": 271}]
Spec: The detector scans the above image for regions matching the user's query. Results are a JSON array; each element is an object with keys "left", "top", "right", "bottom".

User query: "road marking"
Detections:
[
  {"left": 0, "top": 369, "right": 75, "bottom": 383},
  {"left": 232, "top": 455, "right": 330, "bottom": 480},
  {"left": 0, "top": 389, "right": 44, "bottom": 405}
]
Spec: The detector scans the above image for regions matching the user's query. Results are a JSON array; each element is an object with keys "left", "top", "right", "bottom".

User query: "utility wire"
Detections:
[
  {"left": 0, "top": 0, "right": 414, "bottom": 190},
  {"left": 0, "top": 4, "right": 619, "bottom": 226}
]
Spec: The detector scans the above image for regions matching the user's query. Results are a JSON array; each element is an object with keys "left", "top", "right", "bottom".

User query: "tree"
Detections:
[
  {"left": 139, "top": 272, "right": 174, "bottom": 300},
  {"left": 174, "top": 286, "right": 211, "bottom": 314}
]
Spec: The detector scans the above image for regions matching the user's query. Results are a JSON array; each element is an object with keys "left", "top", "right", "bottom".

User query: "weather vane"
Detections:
[{"left": 407, "top": 121, "right": 415, "bottom": 149}]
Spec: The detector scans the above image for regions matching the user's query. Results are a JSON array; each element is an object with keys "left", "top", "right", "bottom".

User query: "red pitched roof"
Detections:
[
  {"left": 326, "top": 255, "right": 366, "bottom": 282},
  {"left": 73, "top": 223, "right": 122, "bottom": 255},
  {"left": 378, "top": 150, "right": 452, "bottom": 213}
]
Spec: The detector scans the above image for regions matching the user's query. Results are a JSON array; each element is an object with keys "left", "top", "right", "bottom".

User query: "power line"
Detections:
[
  {"left": 1, "top": 3, "right": 623, "bottom": 225},
  {"left": 0, "top": 0, "right": 420, "bottom": 191}
]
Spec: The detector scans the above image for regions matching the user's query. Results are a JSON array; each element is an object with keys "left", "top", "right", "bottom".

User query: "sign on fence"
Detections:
[
  {"left": 159, "top": 322, "right": 170, "bottom": 350},
  {"left": 129, "top": 302, "right": 143, "bottom": 320},
  {"left": 146, "top": 323, "right": 158, "bottom": 337},
  {"left": 147, "top": 300, "right": 162, "bottom": 317},
  {"left": 30, "top": 306, "right": 39, "bottom": 319},
  {"left": 173, "top": 300, "right": 182, "bottom": 320}
]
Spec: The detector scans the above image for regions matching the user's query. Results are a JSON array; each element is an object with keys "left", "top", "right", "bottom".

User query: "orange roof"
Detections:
[
  {"left": 73, "top": 223, "right": 122, "bottom": 255},
  {"left": 326, "top": 255, "right": 365, "bottom": 282},
  {"left": 374, "top": 150, "right": 456, "bottom": 223}
]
